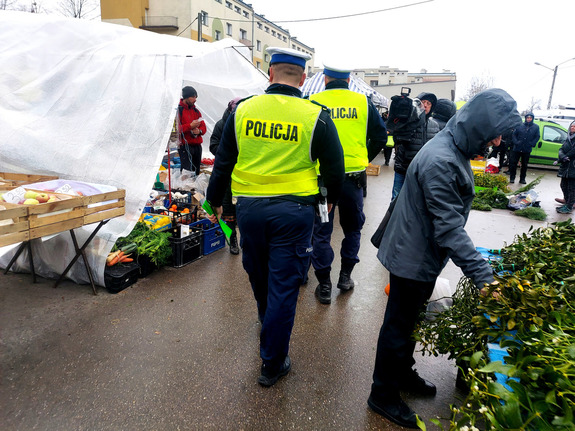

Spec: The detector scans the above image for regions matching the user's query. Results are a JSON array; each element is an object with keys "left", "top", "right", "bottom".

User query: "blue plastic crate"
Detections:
[{"left": 190, "top": 219, "right": 225, "bottom": 255}]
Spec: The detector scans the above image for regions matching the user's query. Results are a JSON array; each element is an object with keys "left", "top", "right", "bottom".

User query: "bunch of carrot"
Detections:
[{"left": 106, "top": 250, "right": 134, "bottom": 266}]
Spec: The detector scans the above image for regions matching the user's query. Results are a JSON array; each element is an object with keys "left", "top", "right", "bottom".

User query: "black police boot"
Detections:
[
  {"left": 315, "top": 281, "right": 332, "bottom": 304},
  {"left": 337, "top": 262, "right": 356, "bottom": 291},
  {"left": 229, "top": 231, "right": 239, "bottom": 255},
  {"left": 228, "top": 222, "right": 239, "bottom": 255}
]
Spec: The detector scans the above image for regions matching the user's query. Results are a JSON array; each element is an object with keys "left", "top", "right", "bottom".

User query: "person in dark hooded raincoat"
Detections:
[{"left": 367, "top": 88, "right": 522, "bottom": 429}]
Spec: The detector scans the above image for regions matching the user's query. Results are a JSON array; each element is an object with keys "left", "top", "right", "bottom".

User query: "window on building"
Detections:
[
  {"left": 243, "top": 11, "right": 249, "bottom": 18},
  {"left": 283, "top": 36, "right": 287, "bottom": 42},
  {"left": 225, "top": 1, "right": 232, "bottom": 8},
  {"left": 234, "top": 6, "right": 240, "bottom": 13},
  {"left": 264, "top": 53, "right": 269, "bottom": 62},
  {"left": 264, "top": 26, "right": 269, "bottom": 33},
  {"left": 256, "top": 61, "right": 261, "bottom": 69},
  {"left": 215, "top": 30, "right": 221, "bottom": 40},
  {"left": 240, "top": 29, "right": 247, "bottom": 40},
  {"left": 226, "top": 23, "right": 232, "bottom": 36},
  {"left": 370, "top": 80, "right": 378, "bottom": 86},
  {"left": 256, "top": 40, "right": 261, "bottom": 51},
  {"left": 215, "top": 0, "right": 222, "bottom": 2},
  {"left": 271, "top": 30, "right": 276, "bottom": 36},
  {"left": 292, "top": 44, "right": 296, "bottom": 49},
  {"left": 201, "top": 11, "right": 208, "bottom": 26},
  {"left": 257, "top": 22, "right": 262, "bottom": 29}
]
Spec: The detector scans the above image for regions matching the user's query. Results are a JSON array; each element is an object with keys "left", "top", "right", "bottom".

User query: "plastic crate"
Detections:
[
  {"left": 190, "top": 218, "right": 225, "bottom": 255},
  {"left": 169, "top": 230, "right": 202, "bottom": 267},
  {"left": 104, "top": 261, "right": 140, "bottom": 294}
]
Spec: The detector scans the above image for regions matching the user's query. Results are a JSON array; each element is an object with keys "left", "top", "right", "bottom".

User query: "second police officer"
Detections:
[{"left": 309, "top": 63, "right": 388, "bottom": 304}]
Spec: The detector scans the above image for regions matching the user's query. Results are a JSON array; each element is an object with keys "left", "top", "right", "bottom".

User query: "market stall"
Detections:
[{"left": 0, "top": 12, "right": 268, "bottom": 287}]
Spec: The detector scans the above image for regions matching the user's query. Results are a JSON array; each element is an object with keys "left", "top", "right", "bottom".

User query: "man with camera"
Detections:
[{"left": 387, "top": 89, "right": 440, "bottom": 200}]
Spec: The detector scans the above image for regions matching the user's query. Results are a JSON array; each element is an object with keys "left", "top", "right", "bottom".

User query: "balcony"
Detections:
[
  {"left": 140, "top": 16, "right": 178, "bottom": 30},
  {"left": 239, "top": 38, "right": 252, "bottom": 48}
]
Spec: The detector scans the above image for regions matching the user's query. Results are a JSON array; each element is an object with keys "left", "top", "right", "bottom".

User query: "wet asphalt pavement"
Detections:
[{"left": 1, "top": 154, "right": 571, "bottom": 431}]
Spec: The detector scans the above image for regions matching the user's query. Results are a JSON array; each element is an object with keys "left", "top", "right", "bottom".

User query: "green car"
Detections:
[{"left": 529, "top": 119, "right": 568, "bottom": 166}]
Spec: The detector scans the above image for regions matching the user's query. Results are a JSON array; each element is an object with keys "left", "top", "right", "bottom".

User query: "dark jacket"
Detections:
[
  {"left": 378, "top": 88, "right": 522, "bottom": 285},
  {"left": 206, "top": 83, "right": 345, "bottom": 206},
  {"left": 558, "top": 121, "right": 575, "bottom": 179},
  {"left": 511, "top": 114, "right": 540, "bottom": 153},
  {"left": 391, "top": 101, "right": 440, "bottom": 175},
  {"left": 209, "top": 109, "right": 231, "bottom": 156}
]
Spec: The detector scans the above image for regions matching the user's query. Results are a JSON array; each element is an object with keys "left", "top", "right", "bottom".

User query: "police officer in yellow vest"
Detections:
[
  {"left": 309, "top": 64, "right": 388, "bottom": 304},
  {"left": 206, "top": 47, "right": 345, "bottom": 387}
]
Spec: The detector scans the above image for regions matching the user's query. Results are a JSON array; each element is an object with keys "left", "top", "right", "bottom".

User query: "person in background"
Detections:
[
  {"left": 368, "top": 89, "right": 521, "bottom": 429},
  {"left": 431, "top": 98, "right": 457, "bottom": 131},
  {"left": 205, "top": 47, "right": 344, "bottom": 387},
  {"left": 309, "top": 63, "right": 387, "bottom": 305},
  {"left": 508, "top": 112, "right": 540, "bottom": 184},
  {"left": 209, "top": 97, "right": 243, "bottom": 254},
  {"left": 490, "top": 128, "right": 513, "bottom": 170},
  {"left": 390, "top": 92, "right": 440, "bottom": 199},
  {"left": 555, "top": 121, "right": 575, "bottom": 214},
  {"left": 381, "top": 109, "right": 394, "bottom": 166},
  {"left": 177, "top": 86, "right": 206, "bottom": 176}
]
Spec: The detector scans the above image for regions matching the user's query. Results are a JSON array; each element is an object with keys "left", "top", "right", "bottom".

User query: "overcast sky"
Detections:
[
  {"left": 248, "top": 0, "right": 575, "bottom": 112},
  {"left": 14, "top": 0, "right": 575, "bottom": 112}
]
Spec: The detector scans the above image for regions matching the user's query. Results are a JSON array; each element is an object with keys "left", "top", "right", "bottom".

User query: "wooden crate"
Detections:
[
  {"left": 366, "top": 163, "right": 381, "bottom": 176},
  {"left": 0, "top": 172, "right": 59, "bottom": 189},
  {"left": 0, "top": 202, "right": 30, "bottom": 247},
  {"left": 23, "top": 191, "right": 85, "bottom": 240},
  {"left": 80, "top": 189, "right": 126, "bottom": 225}
]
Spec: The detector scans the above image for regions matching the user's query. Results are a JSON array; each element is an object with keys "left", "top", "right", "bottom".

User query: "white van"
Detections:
[{"left": 533, "top": 107, "right": 575, "bottom": 129}]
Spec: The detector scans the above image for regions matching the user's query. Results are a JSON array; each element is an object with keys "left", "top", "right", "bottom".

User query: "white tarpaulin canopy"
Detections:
[
  {"left": 0, "top": 11, "right": 268, "bottom": 286},
  {"left": 300, "top": 72, "right": 388, "bottom": 108}
]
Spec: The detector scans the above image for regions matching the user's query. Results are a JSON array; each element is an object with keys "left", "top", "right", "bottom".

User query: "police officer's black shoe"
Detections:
[
  {"left": 337, "top": 271, "right": 355, "bottom": 291},
  {"left": 315, "top": 282, "right": 332, "bottom": 304},
  {"left": 229, "top": 232, "right": 240, "bottom": 255},
  {"left": 258, "top": 355, "right": 291, "bottom": 387}
]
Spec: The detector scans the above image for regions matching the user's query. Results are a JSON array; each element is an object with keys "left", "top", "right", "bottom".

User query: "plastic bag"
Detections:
[
  {"left": 507, "top": 189, "right": 538, "bottom": 211},
  {"left": 426, "top": 277, "right": 454, "bottom": 321}
]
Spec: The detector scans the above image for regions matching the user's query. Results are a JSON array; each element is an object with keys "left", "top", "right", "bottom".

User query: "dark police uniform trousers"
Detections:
[
  {"left": 311, "top": 173, "right": 366, "bottom": 274},
  {"left": 236, "top": 197, "right": 314, "bottom": 371}
]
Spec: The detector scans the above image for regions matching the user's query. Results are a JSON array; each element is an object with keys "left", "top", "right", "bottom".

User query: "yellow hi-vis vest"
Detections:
[
  {"left": 231, "top": 94, "right": 321, "bottom": 197},
  {"left": 310, "top": 89, "right": 369, "bottom": 173}
]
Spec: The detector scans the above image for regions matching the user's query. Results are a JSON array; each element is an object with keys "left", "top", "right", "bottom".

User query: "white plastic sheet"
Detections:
[{"left": 0, "top": 11, "right": 268, "bottom": 286}]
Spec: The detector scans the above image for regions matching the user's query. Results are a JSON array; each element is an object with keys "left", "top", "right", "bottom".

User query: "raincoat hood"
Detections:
[{"left": 447, "top": 88, "right": 521, "bottom": 158}]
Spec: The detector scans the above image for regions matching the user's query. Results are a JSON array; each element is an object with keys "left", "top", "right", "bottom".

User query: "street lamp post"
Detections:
[{"left": 535, "top": 58, "right": 575, "bottom": 110}]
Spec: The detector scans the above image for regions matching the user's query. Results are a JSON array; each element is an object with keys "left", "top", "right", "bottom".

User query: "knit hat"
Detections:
[
  {"left": 182, "top": 86, "right": 198, "bottom": 99},
  {"left": 433, "top": 99, "right": 457, "bottom": 122}
]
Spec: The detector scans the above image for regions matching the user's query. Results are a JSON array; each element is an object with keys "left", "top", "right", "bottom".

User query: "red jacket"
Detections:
[{"left": 178, "top": 99, "right": 206, "bottom": 146}]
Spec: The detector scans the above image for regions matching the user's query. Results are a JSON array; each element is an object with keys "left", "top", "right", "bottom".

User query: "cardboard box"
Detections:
[{"left": 366, "top": 163, "right": 381, "bottom": 176}]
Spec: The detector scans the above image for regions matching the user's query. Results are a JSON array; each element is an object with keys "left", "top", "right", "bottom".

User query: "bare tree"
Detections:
[
  {"left": 523, "top": 97, "right": 542, "bottom": 115},
  {"left": 462, "top": 74, "right": 495, "bottom": 101},
  {"left": 1, "top": 0, "right": 31, "bottom": 11},
  {"left": 57, "top": 0, "right": 99, "bottom": 19}
]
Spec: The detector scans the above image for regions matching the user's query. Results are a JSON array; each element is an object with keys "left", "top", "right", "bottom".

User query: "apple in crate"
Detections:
[
  {"left": 24, "top": 190, "right": 39, "bottom": 199},
  {"left": 35, "top": 192, "right": 50, "bottom": 203},
  {"left": 23, "top": 198, "right": 40, "bottom": 205}
]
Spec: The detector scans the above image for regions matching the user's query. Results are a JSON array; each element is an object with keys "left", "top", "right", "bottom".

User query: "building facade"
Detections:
[
  {"left": 100, "top": 0, "right": 315, "bottom": 74},
  {"left": 353, "top": 66, "right": 457, "bottom": 101}
]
